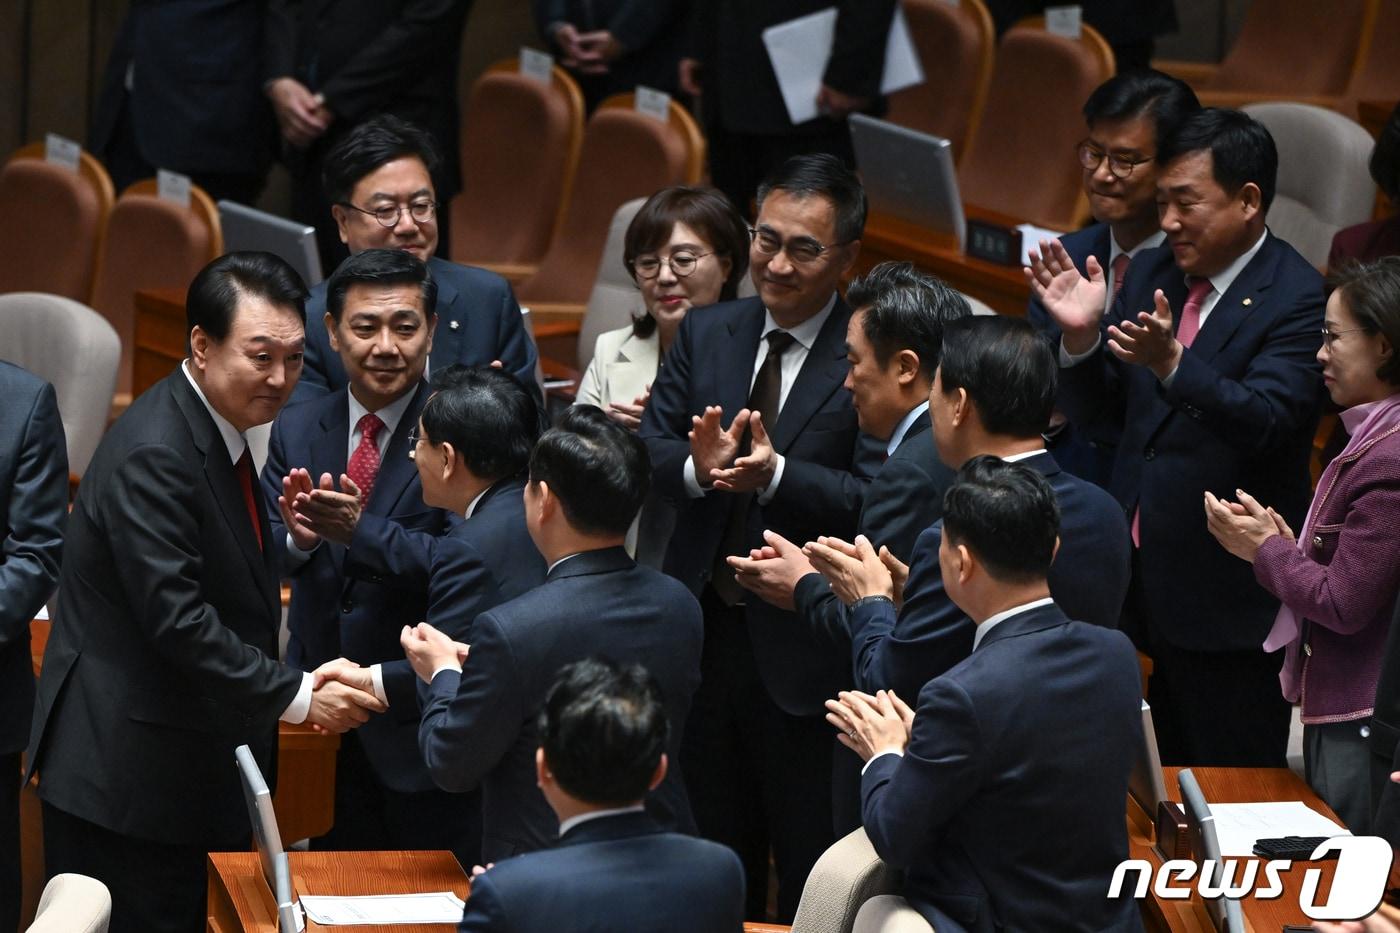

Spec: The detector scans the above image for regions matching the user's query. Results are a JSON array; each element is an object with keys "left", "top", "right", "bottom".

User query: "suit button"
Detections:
[
  {"left": 341, "top": 601, "right": 354, "bottom": 614},
  {"left": 1312, "top": 535, "right": 1323, "bottom": 548},
  {"left": 1143, "top": 447, "right": 1155, "bottom": 461}
]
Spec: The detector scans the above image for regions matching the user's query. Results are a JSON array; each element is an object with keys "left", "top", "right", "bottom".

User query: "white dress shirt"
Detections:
[
  {"left": 180, "top": 361, "right": 314, "bottom": 724},
  {"left": 683, "top": 294, "right": 838, "bottom": 501},
  {"left": 557, "top": 803, "right": 646, "bottom": 837}
]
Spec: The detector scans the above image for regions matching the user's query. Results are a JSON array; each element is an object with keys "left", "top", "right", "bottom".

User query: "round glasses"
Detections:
[
  {"left": 631, "top": 251, "right": 712, "bottom": 279},
  {"left": 1321, "top": 325, "right": 1368, "bottom": 347},
  {"left": 1076, "top": 142, "right": 1154, "bottom": 180},
  {"left": 749, "top": 226, "right": 849, "bottom": 264},
  {"left": 340, "top": 199, "right": 438, "bottom": 228}
]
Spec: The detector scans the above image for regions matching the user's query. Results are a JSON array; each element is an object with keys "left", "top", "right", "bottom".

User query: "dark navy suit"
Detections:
[
  {"left": 458, "top": 811, "right": 745, "bottom": 933},
  {"left": 1058, "top": 232, "right": 1324, "bottom": 765},
  {"left": 862, "top": 603, "right": 1143, "bottom": 933},
  {"left": 419, "top": 547, "right": 702, "bottom": 862},
  {"left": 0, "top": 363, "right": 66, "bottom": 933},
  {"left": 849, "top": 451, "right": 1130, "bottom": 701},
  {"left": 292, "top": 257, "right": 538, "bottom": 405}
]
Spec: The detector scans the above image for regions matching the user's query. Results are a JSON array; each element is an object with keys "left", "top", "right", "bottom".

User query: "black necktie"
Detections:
[{"left": 712, "top": 330, "right": 796, "bottom": 605}]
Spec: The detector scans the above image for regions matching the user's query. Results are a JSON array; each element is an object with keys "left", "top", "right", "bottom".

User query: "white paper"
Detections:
[
  {"left": 157, "top": 169, "right": 191, "bottom": 207},
  {"left": 1044, "top": 5, "right": 1083, "bottom": 39},
  {"left": 34, "top": 604, "right": 50, "bottom": 621},
  {"left": 763, "top": 6, "right": 924, "bottom": 126},
  {"left": 44, "top": 133, "right": 80, "bottom": 172},
  {"left": 1206, "top": 801, "right": 1350, "bottom": 857},
  {"left": 634, "top": 86, "right": 671, "bottom": 123},
  {"left": 519, "top": 47, "right": 553, "bottom": 84},
  {"left": 1016, "top": 223, "right": 1069, "bottom": 265},
  {"left": 299, "top": 892, "right": 465, "bottom": 925}
]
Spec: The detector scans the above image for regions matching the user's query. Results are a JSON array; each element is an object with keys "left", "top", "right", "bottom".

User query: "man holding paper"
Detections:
[{"left": 680, "top": 0, "right": 896, "bottom": 213}]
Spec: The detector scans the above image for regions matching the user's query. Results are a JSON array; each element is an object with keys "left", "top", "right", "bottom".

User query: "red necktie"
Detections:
[
  {"left": 236, "top": 448, "right": 263, "bottom": 552},
  {"left": 1110, "top": 253, "right": 1130, "bottom": 302},
  {"left": 347, "top": 413, "right": 385, "bottom": 505},
  {"left": 1131, "top": 277, "right": 1215, "bottom": 547}
]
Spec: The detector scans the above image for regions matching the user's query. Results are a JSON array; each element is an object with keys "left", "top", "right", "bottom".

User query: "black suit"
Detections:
[
  {"left": 533, "top": 0, "right": 691, "bottom": 110},
  {"left": 1367, "top": 591, "right": 1400, "bottom": 844},
  {"left": 0, "top": 363, "right": 66, "bottom": 933},
  {"left": 639, "top": 295, "right": 880, "bottom": 919},
  {"left": 458, "top": 811, "right": 745, "bottom": 932},
  {"left": 687, "top": 0, "right": 897, "bottom": 211},
  {"left": 28, "top": 368, "right": 302, "bottom": 933},
  {"left": 862, "top": 603, "right": 1143, "bottom": 932},
  {"left": 418, "top": 547, "right": 701, "bottom": 862},
  {"left": 264, "top": 0, "right": 475, "bottom": 264}
]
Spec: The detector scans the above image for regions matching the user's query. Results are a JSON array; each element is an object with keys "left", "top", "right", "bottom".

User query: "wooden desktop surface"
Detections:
[
  {"left": 207, "top": 850, "right": 469, "bottom": 933},
  {"left": 1133, "top": 766, "right": 1342, "bottom": 932}
]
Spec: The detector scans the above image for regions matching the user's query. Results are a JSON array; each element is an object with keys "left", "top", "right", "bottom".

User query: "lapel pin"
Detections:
[
  {"left": 449, "top": 320, "right": 460, "bottom": 330},
  {"left": 1242, "top": 298, "right": 1252, "bottom": 306}
]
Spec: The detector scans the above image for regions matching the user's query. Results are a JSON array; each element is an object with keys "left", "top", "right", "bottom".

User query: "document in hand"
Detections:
[{"left": 762, "top": 7, "right": 924, "bottom": 126}]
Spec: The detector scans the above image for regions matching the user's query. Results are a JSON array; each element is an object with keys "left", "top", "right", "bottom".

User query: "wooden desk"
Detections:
[
  {"left": 1359, "top": 100, "right": 1397, "bottom": 141},
  {"left": 1132, "top": 767, "right": 1342, "bottom": 932},
  {"left": 207, "top": 850, "right": 469, "bottom": 933},
  {"left": 855, "top": 209, "right": 1033, "bottom": 317},
  {"left": 134, "top": 287, "right": 190, "bottom": 398}
]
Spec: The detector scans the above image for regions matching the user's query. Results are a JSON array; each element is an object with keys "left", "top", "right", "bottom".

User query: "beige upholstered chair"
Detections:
[
  {"left": 25, "top": 873, "right": 111, "bottom": 933},
  {"left": 0, "top": 142, "right": 114, "bottom": 301},
  {"left": 450, "top": 58, "right": 586, "bottom": 281},
  {"left": 743, "top": 827, "right": 899, "bottom": 933},
  {"left": 0, "top": 293, "right": 120, "bottom": 477},
  {"left": 853, "top": 895, "right": 935, "bottom": 933},
  {"left": 885, "top": 0, "right": 995, "bottom": 161},
  {"left": 576, "top": 198, "right": 647, "bottom": 373},
  {"left": 957, "top": 17, "right": 1115, "bottom": 232},
  {"left": 960, "top": 290, "right": 997, "bottom": 317},
  {"left": 1243, "top": 103, "right": 1377, "bottom": 270}
]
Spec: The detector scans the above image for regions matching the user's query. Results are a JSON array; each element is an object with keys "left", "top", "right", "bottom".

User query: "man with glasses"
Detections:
[
  {"left": 1028, "top": 108, "right": 1325, "bottom": 768},
  {"left": 641, "top": 153, "right": 882, "bottom": 922},
  {"left": 1025, "top": 70, "right": 1199, "bottom": 484},
  {"left": 291, "top": 116, "right": 538, "bottom": 406}
]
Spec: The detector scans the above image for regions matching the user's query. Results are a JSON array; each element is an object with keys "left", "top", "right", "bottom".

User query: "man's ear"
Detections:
[
  {"left": 894, "top": 349, "right": 921, "bottom": 386},
  {"left": 424, "top": 312, "right": 438, "bottom": 355},
  {"left": 954, "top": 542, "right": 975, "bottom": 586},
  {"left": 190, "top": 326, "right": 209, "bottom": 370},
  {"left": 1051, "top": 535, "right": 1062, "bottom": 564},
  {"left": 324, "top": 311, "right": 340, "bottom": 353},
  {"left": 535, "top": 747, "right": 551, "bottom": 789},
  {"left": 331, "top": 203, "right": 352, "bottom": 247},
  {"left": 649, "top": 753, "right": 668, "bottom": 792},
  {"left": 1238, "top": 181, "right": 1263, "bottom": 221},
  {"left": 951, "top": 387, "right": 970, "bottom": 428},
  {"left": 439, "top": 440, "right": 458, "bottom": 483},
  {"left": 536, "top": 480, "right": 556, "bottom": 524}
]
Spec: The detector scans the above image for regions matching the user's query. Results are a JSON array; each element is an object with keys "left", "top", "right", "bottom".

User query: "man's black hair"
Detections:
[
  {"left": 420, "top": 366, "right": 541, "bottom": 481},
  {"left": 1159, "top": 107, "right": 1278, "bottom": 213},
  {"left": 941, "top": 455, "right": 1060, "bottom": 584},
  {"left": 186, "top": 250, "right": 307, "bottom": 343},
  {"left": 1081, "top": 69, "right": 1201, "bottom": 149},
  {"left": 324, "top": 247, "right": 437, "bottom": 324},
  {"left": 528, "top": 405, "right": 649, "bottom": 537},
  {"left": 321, "top": 114, "right": 443, "bottom": 206},
  {"left": 756, "top": 152, "right": 867, "bottom": 244},
  {"left": 846, "top": 261, "right": 971, "bottom": 380},
  {"left": 937, "top": 316, "right": 1056, "bottom": 437}
]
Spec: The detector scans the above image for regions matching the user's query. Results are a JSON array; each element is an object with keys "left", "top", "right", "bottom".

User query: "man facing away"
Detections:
[
  {"left": 459, "top": 658, "right": 745, "bottom": 932},
  {"left": 828, "top": 457, "right": 1144, "bottom": 933}
]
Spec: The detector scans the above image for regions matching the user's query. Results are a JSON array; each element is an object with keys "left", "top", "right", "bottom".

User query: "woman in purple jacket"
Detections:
[{"left": 1206, "top": 257, "right": 1400, "bottom": 832}]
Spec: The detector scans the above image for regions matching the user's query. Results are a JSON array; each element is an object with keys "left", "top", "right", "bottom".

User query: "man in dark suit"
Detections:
[
  {"left": 639, "top": 154, "right": 881, "bottom": 919},
  {"left": 306, "top": 361, "right": 551, "bottom": 857},
  {"left": 534, "top": 0, "right": 691, "bottom": 110},
  {"left": 808, "top": 316, "right": 1131, "bottom": 702},
  {"left": 289, "top": 117, "right": 538, "bottom": 404},
  {"left": 91, "top": 0, "right": 275, "bottom": 203},
  {"left": 987, "top": 1, "right": 1178, "bottom": 72},
  {"left": 264, "top": 0, "right": 474, "bottom": 265},
  {"left": 458, "top": 658, "right": 744, "bottom": 932},
  {"left": 680, "top": 0, "right": 897, "bottom": 213},
  {"left": 27, "top": 253, "right": 385, "bottom": 933},
  {"left": 1031, "top": 108, "right": 1325, "bottom": 766},
  {"left": 828, "top": 457, "right": 1143, "bottom": 933},
  {"left": 0, "top": 363, "right": 66, "bottom": 933},
  {"left": 406, "top": 406, "right": 703, "bottom": 862},
  {"left": 1026, "top": 70, "right": 1199, "bottom": 484}
]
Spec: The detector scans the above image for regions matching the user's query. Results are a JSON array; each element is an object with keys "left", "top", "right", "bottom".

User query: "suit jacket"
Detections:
[
  {"left": 849, "top": 451, "right": 1131, "bottom": 700},
  {"left": 264, "top": 0, "right": 474, "bottom": 193},
  {"left": 689, "top": 0, "right": 897, "bottom": 135},
  {"left": 293, "top": 257, "right": 538, "bottom": 405},
  {"left": 91, "top": 0, "right": 275, "bottom": 176},
  {"left": 0, "top": 363, "right": 67, "bottom": 756},
  {"left": 418, "top": 547, "right": 703, "bottom": 860},
  {"left": 458, "top": 811, "right": 745, "bottom": 933},
  {"left": 534, "top": 0, "right": 691, "bottom": 100},
  {"left": 574, "top": 325, "right": 658, "bottom": 411},
  {"left": 263, "top": 381, "right": 452, "bottom": 792},
  {"left": 861, "top": 603, "right": 1143, "bottom": 933},
  {"left": 639, "top": 295, "right": 882, "bottom": 716},
  {"left": 1058, "top": 233, "right": 1325, "bottom": 651},
  {"left": 28, "top": 369, "right": 301, "bottom": 847},
  {"left": 1368, "top": 590, "right": 1400, "bottom": 844},
  {"left": 792, "top": 411, "right": 952, "bottom": 655},
  {"left": 1329, "top": 217, "right": 1400, "bottom": 269}
]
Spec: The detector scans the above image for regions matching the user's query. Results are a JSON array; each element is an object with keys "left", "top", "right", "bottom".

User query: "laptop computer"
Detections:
[
  {"left": 1129, "top": 700, "right": 1169, "bottom": 819},
  {"left": 235, "top": 744, "right": 302, "bottom": 933},
  {"left": 218, "top": 201, "right": 324, "bottom": 288},
  {"left": 1178, "top": 769, "right": 1247, "bottom": 933},
  {"left": 849, "top": 113, "right": 966, "bottom": 251}
]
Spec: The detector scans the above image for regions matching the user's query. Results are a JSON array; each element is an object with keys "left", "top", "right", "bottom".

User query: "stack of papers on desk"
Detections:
[
  {"left": 299, "top": 893, "right": 466, "bottom": 925},
  {"left": 1207, "top": 801, "right": 1350, "bottom": 857}
]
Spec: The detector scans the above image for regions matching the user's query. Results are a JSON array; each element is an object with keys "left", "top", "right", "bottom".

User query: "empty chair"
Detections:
[
  {"left": 449, "top": 58, "right": 586, "bottom": 281},
  {"left": 741, "top": 828, "right": 897, "bottom": 933},
  {"left": 0, "top": 143, "right": 114, "bottom": 301},
  {"left": 0, "top": 293, "right": 120, "bottom": 478},
  {"left": 1337, "top": 2, "right": 1400, "bottom": 119},
  {"left": 513, "top": 92, "right": 705, "bottom": 317},
  {"left": 1244, "top": 103, "right": 1377, "bottom": 269},
  {"left": 575, "top": 197, "right": 648, "bottom": 372},
  {"left": 89, "top": 178, "right": 222, "bottom": 398},
  {"left": 852, "top": 896, "right": 934, "bottom": 933},
  {"left": 884, "top": 0, "right": 995, "bottom": 160},
  {"left": 958, "top": 18, "right": 1115, "bottom": 232},
  {"left": 25, "top": 873, "right": 111, "bottom": 933}
]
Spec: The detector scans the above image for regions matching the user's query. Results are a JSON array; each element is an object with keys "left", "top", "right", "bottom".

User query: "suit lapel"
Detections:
[
  {"left": 1187, "top": 235, "right": 1279, "bottom": 363},
  {"left": 312, "top": 393, "right": 351, "bottom": 486},
  {"left": 719, "top": 301, "right": 766, "bottom": 421},
  {"left": 771, "top": 298, "right": 851, "bottom": 452},
  {"left": 365, "top": 381, "right": 430, "bottom": 515},
  {"left": 428, "top": 258, "right": 463, "bottom": 374}
]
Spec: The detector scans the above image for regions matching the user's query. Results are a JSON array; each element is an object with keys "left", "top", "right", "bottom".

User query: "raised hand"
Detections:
[
  {"left": 290, "top": 473, "right": 362, "bottom": 546},
  {"left": 1106, "top": 289, "right": 1182, "bottom": 378},
  {"left": 1024, "top": 239, "right": 1107, "bottom": 352},
  {"left": 710, "top": 411, "right": 777, "bottom": 493},
  {"left": 689, "top": 406, "right": 746, "bottom": 485},
  {"left": 279, "top": 468, "right": 320, "bottom": 551}
]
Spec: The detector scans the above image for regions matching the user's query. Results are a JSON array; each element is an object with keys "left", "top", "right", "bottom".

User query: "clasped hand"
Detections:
[
  {"left": 305, "top": 657, "right": 386, "bottom": 734},
  {"left": 279, "top": 467, "right": 362, "bottom": 548},
  {"left": 400, "top": 622, "right": 471, "bottom": 685},
  {"left": 690, "top": 407, "right": 778, "bottom": 493},
  {"left": 823, "top": 689, "right": 915, "bottom": 762}
]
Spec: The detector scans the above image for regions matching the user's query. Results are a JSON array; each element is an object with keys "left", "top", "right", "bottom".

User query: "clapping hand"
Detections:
[
  {"left": 824, "top": 689, "right": 915, "bottom": 762},
  {"left": 726, "top": 529, "right": 814, "bottom": 611},
  {"left": 804, "top": 535, "right": 892, "bottom": 606},
  {"left": 278, "top": 468, "right": 320, "bottom": 551},
  {"left": 689, "top": 406, "right": 746, "bottom": 487},
  {"left": 606, "top": 386, "right": 650, "bottom": 432},
  {"left": 401, "top": 622, "right": 470, "bottom": 685},
  {"left": 710, "top": 412, "right": 777, "bottom": 493},
  {"left": 289, "top": 472, "right": 362, "bottom": 546},
  {"left": 1204, "top": 489, "right": 1293, "bottom": 564},
  {"left": 1107, "top": 289, "right": 1182, "bottom": 378},
  {"left": 1024, "top": 239, "right": 1107, "bottom": 353}
]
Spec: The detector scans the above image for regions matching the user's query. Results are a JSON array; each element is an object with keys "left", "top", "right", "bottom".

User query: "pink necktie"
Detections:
[
  {"left": 1131, "top": 278, "right": 1214, "bottom": 547},
  {"left": 1110, "top": 253, "right": 1130, "bottom": 302},
  {"left": 347, "top": 413, "right": 384, "bottom": 504}
]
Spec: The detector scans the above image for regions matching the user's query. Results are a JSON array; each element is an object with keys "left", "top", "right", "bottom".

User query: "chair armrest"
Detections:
[
  {"left": 1199, "top": 90, "right": 1340, "bottom": 110},
  {"left": 743, "top": 924, "right": 793, "bottom": 933}
]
